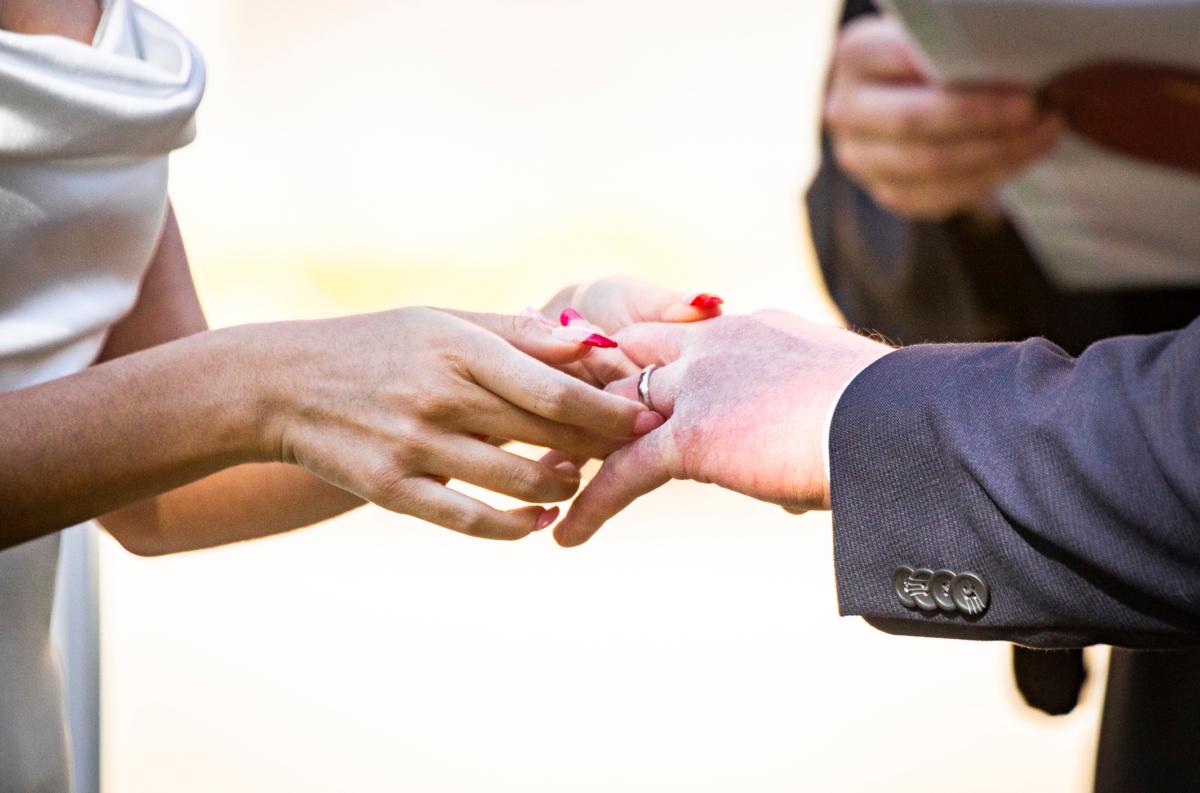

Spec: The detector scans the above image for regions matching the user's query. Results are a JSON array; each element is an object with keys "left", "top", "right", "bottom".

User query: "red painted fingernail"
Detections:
[
  {"left": 535, "top": 506, "right": 560, "bottom": 531},
  {"left": 580, "top": 333, "right": 618, "bottom": 348},
  {"left": 560, "top": 307, "right": 585, "bottom": 326},
  {"left": 688, "top": 293, "right": 724, "bottom": 311}
]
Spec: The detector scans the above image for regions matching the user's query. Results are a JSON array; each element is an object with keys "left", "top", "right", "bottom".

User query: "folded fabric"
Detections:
[
  {"left": 0, "top": 0, "right": 205, "bottom": 389},
  {"left": 0, "top": 0, "right": 204, "bottom": 159}
]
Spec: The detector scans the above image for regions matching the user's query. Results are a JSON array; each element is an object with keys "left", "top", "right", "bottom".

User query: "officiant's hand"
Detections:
[
  {"left": 551, "top": 312, "right": 891, "bottom": 547},
  {"left": 825, "top": 14, "right": 1061, "bottom": 221}
]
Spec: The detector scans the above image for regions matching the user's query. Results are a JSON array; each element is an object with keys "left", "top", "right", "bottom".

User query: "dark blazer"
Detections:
[
  {"left": 829, "top": 321, "right": 1200, "bottom": 647},
  {"left": 807, "top": 1, "right": 1200, "bottom": 789}
]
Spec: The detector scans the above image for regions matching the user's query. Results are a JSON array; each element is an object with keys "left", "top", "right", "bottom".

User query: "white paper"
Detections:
[{"left": 881, "top": 0, "right": 1200, "bottom": 290}]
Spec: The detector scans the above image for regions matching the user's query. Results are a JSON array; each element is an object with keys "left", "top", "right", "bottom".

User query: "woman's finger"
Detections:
[
  {"left": 460, "top": 393, "right": 625, "bottom": 459},
  {"left": 543, "top": 277, "right": 723, "bottom": 336},
  {"left": 379, "top": 476, "right": 555, "bottom": 541},
  {"left": 553, "top": 432, "right": 672, "bottom": 547},
  {"left": 538, "top": 449, "right": 589, "bottom": 471},
  {"left": 467, "top": 338, "right": 655, "bottom": 438},
  {"left": 424, "top": 435, "right": 581, "bottom": 504},
  {"left": 599, "top": 277, "right": 724, "bottom": 324},
  {"left": 443, "top": 309, "right": 614, "bottom": 366},
  {"left": 557, "top": 347, "right": 642, "bottom": 388}
]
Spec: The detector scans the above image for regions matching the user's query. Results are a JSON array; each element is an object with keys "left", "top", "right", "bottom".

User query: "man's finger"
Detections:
[
  {"left": 871, "top": 174, "right": 999, "bottom": 220},
  {"left": 610, "top": 322, "right": 692, "bottom": 368},
  {"left": 836, "top": 15, "right": 925, "bottom": 82},
  {"left": 604, "top": 361, "right": 684, "bottom": 418},
  {"left": 381, "top": 477, "right": 551, "bottom": 541},
  {"left": 837, "top": 115, "right": 1057, "bottom": 184},
  {"left": 554, "top": 432, "right": 672, "bottom": 547},
  {"left": 827, "top": 82, "right": 1038, "bottom": 141}
]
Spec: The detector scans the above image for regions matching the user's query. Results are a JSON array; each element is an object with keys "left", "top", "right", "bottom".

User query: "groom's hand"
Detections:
[{"left": 553, "top": 311, "right": 892, "bottom": 547}]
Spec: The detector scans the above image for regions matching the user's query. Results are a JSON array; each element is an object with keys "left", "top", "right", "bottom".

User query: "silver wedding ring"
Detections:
[{"left": 637, "top": 364, "right": 659, "bottom": 412}]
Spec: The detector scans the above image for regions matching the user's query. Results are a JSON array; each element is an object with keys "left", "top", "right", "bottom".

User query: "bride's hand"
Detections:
[
  {"left": 535, "top": 276, "right": 724, "bottom": 387},
  {"left": 248, "top": 307, "right": 660, "bottom": 540},
  {"left": 540, "top": 276, "right": 724, "bottom": 335}
]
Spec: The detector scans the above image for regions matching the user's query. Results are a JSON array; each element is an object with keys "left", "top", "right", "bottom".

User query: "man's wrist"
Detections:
[{"left": 820, "top": 347, "right": 896, "bottom": 508}]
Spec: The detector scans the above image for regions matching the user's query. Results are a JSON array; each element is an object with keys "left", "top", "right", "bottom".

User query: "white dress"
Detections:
[{"left": 0, "top": 1, "right": 203, "bottom": 790}]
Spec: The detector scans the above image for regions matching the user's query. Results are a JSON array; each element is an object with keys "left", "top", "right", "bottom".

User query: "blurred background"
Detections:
[{"left": 99, "top": 1, "right": 1106, "bottom": 790}]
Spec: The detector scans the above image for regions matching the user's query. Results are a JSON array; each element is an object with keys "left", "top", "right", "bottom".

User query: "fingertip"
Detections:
[
  {"left": 542, "top": 329, "right": 597, "bottom": 363},
  {"left": 553, "top": 521, "right": 593, "bottom": 547},
  {"left": 551, "top": 325, "right": 617, "bottom": 351},
  {"left": 660, "top": 294, "right": 724, "bottom": 323},
  {"left": 604, "top": 394, "right": 654, "bottom": 438},
  {"left": 539, "top": 449, "right": 590, "bottom": 471},
  {"left": 516, "top": 504, "right": 553, "bottom": 537},
  {"left": 535, "top": 505, "right": 560, "bottom": 532},
  {"left": 686, "top": 292, "right": 725, "bottom": 312},
  {"left": 581, "top": 333, "right": 619, "bottom": 349},
  {"left": 553, "top": 459, "right": 582, "bottom": 476},
  {"left": 633, "top": 410, "right": 665, "bottom": 435}
]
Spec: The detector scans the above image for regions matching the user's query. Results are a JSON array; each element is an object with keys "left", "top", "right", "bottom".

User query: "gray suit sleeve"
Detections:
[{"left": 828, "top": 318, "right": 1200, "bottom": 648}]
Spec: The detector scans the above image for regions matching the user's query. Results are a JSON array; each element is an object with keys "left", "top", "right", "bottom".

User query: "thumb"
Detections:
[
  {"left": 442, "top": 309, "right": 612, "bottom": 366},
  {"left": 839, "top": 15, "right": 926, "bottom": 82}
]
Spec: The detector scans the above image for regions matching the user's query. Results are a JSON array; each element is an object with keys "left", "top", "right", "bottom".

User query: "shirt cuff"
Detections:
[{"left": 823, "top": 352, "right": 897, "bottom": 484}]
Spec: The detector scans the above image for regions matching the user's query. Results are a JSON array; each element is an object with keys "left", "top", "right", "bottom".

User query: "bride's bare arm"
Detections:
[
  {"left": 95, "top": 207, "right": 362, "bottom": 555},
  {"left": 3, "top": 207, "right": 655, "bottom": 554}
]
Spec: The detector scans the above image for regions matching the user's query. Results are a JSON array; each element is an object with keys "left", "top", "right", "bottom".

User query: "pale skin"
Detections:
[
  {"left": 0, "top": 0, "right": 719, "bottom": 554},
  {"left": 553, "top": 313, "right": 893, "bottom": 547},
  {"left": 825, "top": 13, "right": 1061, "bottom": 221}
]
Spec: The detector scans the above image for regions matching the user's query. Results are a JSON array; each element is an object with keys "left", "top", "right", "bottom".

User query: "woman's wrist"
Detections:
[{"left": 200, "top": 323, "right": 296, "bottom": 465}]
